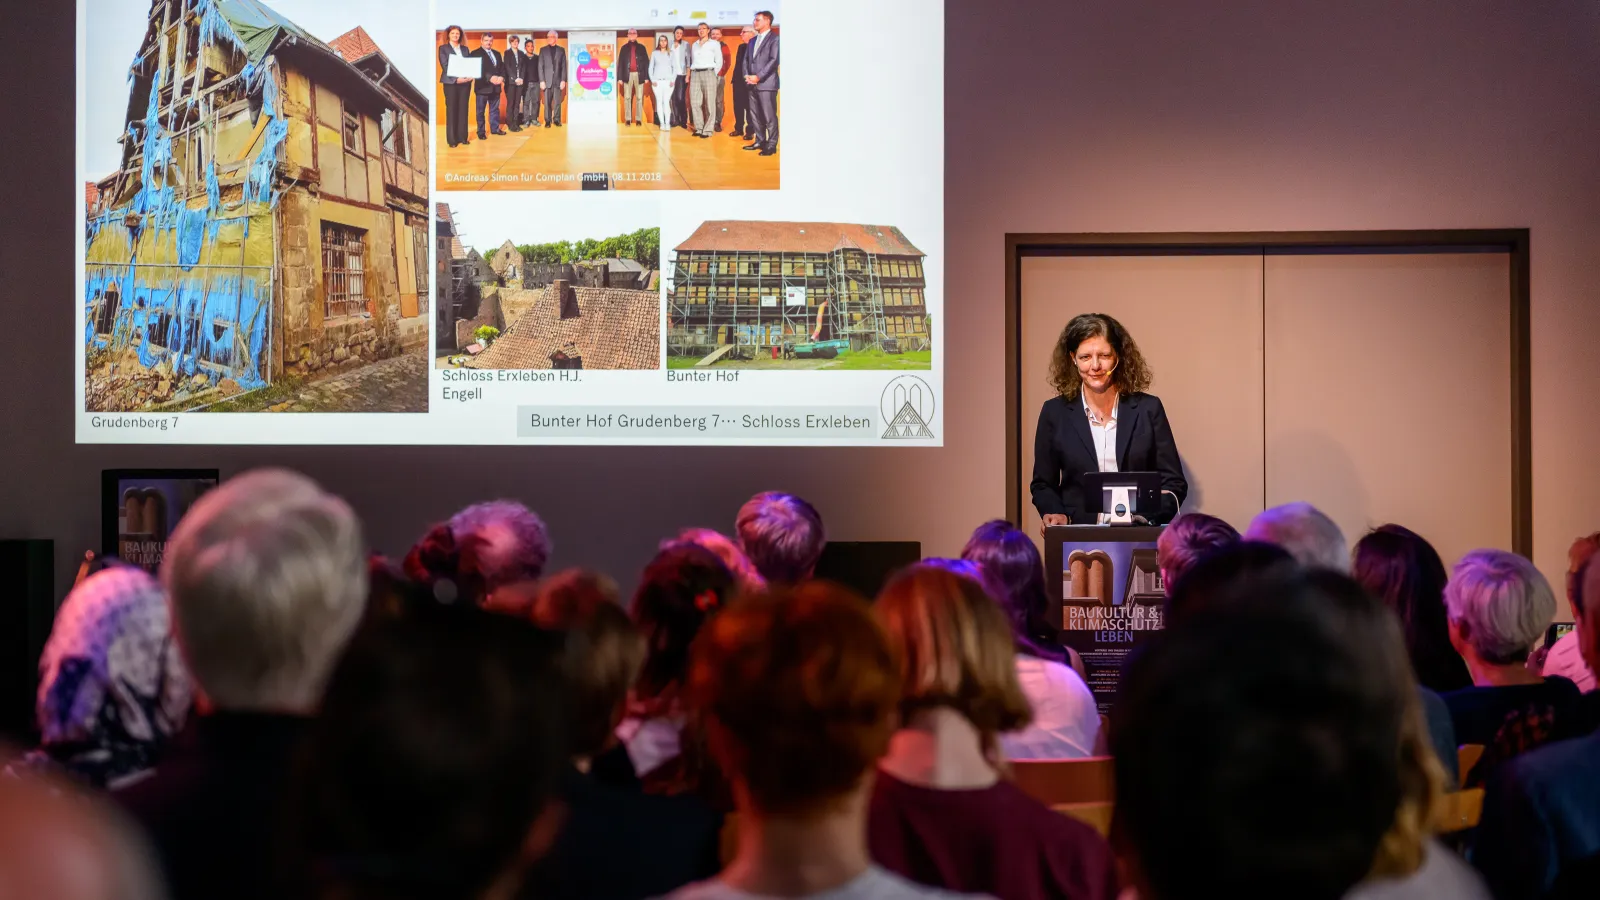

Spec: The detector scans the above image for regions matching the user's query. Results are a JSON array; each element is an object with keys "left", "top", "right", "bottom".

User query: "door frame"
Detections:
[{"left": 1004, "top": 229, "right": 1532, "bottom": 555}]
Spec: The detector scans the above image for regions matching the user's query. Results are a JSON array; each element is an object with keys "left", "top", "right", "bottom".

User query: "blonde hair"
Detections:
[
  {"left": 874, "top": 565, "right": 1032, "bottom": 757},
  {"left": 1366, "top": 691, "right": 1448, "bottom": 878}
]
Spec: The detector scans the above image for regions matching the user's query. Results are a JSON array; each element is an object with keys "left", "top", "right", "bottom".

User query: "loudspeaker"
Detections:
[
  {"left": 813, "top": 541, "right": 921, "bottom": 599},
  {"left": 0, "top": 541, "right": 53, "bottom": 744}
]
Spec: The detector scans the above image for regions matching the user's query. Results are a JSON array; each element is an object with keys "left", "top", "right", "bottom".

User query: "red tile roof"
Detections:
[
  {"left": 468, "top": 285, "right": 660, "bottom": 371},
  {"left": 329, "top": 27, "right": 382, "bottom": 63},
  {"left": 85, "top": 181, "right": 99, "bottom": 209},
  {"left": 675, "top": 222, "right": 925, "bottom": 257},
  {"left": 436, "top": 203, "right": 466, "bottom": 259}
]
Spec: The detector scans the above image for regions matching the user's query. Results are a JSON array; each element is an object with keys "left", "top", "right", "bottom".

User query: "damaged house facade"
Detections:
[{"left": 85, "top": 0, "right": 429, "bottom": 411}]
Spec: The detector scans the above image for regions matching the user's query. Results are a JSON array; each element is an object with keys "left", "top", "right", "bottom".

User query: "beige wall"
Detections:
[{"left": 9, "top": 1, "right": 1598, "bottom": 602}]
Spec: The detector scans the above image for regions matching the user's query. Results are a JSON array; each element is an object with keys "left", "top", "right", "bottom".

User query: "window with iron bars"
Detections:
[{"left": 322, "top": 223, "right": 367, "bottom": 318}]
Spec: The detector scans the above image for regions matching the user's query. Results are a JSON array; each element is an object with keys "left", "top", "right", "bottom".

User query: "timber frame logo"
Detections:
[{"left": 880, "top": 375, "right": 936, "bottom": 440}]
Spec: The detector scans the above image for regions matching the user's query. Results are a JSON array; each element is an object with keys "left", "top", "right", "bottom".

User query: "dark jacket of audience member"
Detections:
[
  {"left": 116, "top": 470, "right": 367, "bottom": 900},
  {"left": 1353, "top": 525, "right": 1474, "bottom": 694},
  {"left": 870, "top": 566, "right": 1120, "bottom": 900},
  {"left": 509, "top": 571, "right": 723, "bottom": 900},
  {"left": 290, "top": 604, "right": 568, "bottom": 900}
]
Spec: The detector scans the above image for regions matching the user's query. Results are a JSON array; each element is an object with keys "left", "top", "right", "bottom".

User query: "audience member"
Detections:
[
  {"left": 1113, "top": 570, "right": 1406, "bottom": 900},
  {"left": 871, "top": 565, "right": 1120, "bottom": 900},
  {"left": 735, "top": 491, "right": 825, "bottom": 584},
  {"left": 1164, "top": 540, "right": 1297, "bottom": 627},
  {"left": 1353, "top": 525, "right": 1474, "bottom": 693},
  {"left": 503, "top": 570, "right": 723, "bottom": 900},
  {"left": 291, "top": 604, "right": 567, "bottom": 900},
  {"left": 673, "top": 528, "right": 767, "bottom": 594},
  {"left": 960, "top": 521, "right": 1101, "bottom": 759},
  {"left": 615, "top": 542, "right": 737, "bottom": 792},
  {"left": 0, "top": 764, "right": 168, "bottom": 900},
  {"left": 117, "top": 469, "right": 367, "bottom": 900},
  {"left": 1244, "top": 501, "right": 1349, "bottom": 571},
  {"left": 1441, "top": 550, "right": 1577, "bottom": 759},
  {"left": 1541, "top": 532, "right": 1600, "bottom": 694},
  {"left": 1472, "top": 554, "right": 1600, "bottom": 900},
  {"left": 1154, "top": 512, "right": 1240, "bottom": 596},
  {"left": 405, "top": 500, "right": 551, "bottom": 606},
  {"left": 27, "top": 564, "right": 191, "bottom": 789},
  {"left": 664, "top": 582, "right": 980, "bottom": 900},
  {"left": 1303, "top": 571, "right": 1488, "bottom": 899}
]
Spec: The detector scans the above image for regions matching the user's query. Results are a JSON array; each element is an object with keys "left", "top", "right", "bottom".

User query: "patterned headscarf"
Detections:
[{"left": 32, "top": 566, "right": 193, "bottom": 789}]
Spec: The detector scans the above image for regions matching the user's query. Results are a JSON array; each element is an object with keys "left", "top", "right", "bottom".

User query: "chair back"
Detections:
[
  {"left": 1010, "top": 756, "right": 1116, "bottom": 806},
  {"left": 1052, "top": 801, "right": 1114, "bottom": 837},
  {"left": 1457, "top": 744, "right": 1485, "bottom": 788}
]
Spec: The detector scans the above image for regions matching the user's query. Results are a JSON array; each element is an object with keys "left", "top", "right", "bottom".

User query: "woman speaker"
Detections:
[{"left": 1031, "top": 313, "right": 1187, "bottom": 530}]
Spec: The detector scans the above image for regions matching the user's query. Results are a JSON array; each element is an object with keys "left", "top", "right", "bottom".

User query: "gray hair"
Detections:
[
  {"left": 735, "top": 491, "right": 826, "bottom": 584},
  {"left": 1244, "top": 503, "right": 1348, "bottom": 572},
  {"left": 1443, "top": 549, "right": 1556, "bottom": 664},
  {"left": 161, "top": 469, "right": 366, "bottom": 714},
  {"left": 447, "top": 500, "right": 552, "bottom": 590}
]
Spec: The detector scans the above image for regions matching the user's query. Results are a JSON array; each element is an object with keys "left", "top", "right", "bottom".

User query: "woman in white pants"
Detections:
[{"left": 649, "top": 35, "right": 675, "bottom": 128}]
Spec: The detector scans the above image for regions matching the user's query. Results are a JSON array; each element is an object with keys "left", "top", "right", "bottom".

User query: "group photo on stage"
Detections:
[{"left": 435, "top": 6, "right": 781, "bottom": 192}]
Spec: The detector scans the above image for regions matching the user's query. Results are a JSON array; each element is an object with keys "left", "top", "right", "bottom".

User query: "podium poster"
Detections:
[
  {"left": 1046, "top": 526, "right": 1166, "bottom": 714},
  {"left": 101, "top": 469, "right": 219, "bottom": 573},
  {"left": 568, "top": 32, "right": 617, "bottom": 127}
]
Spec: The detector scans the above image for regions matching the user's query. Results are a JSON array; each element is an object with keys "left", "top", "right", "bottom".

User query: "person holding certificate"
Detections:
[
  {"left": 439, "top": 26, "right": 474, "bottom": 148},
  {"left": 1031, "top": 313, "right": 1187, "bottom": 529}
]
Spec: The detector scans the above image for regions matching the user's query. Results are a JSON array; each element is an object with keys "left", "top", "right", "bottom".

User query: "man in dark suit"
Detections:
[
  {"left": 538, "top": 31, "right": 568, "bottom": 128},
  {"left": 617, "top": 28, "right": 650, "bottom": 126},
  {"left": 729, "top": 25, "right": 756, "bottom": 140},
  {"left": 743, "top": 11, "right": 780, "bottom": 156},
  {"left": 472, "top": 33, "right": 507, "bottom": 139},
  {"left": 503, "top": 35, "right": 529, "bottom": 132}
]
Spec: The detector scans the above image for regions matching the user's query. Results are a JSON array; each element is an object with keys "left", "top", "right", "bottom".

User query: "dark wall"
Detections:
[{"left": 3, "top": 1, "right": 1597, "bottom": 603}]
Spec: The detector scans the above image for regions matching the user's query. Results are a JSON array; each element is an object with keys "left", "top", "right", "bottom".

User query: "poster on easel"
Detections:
[{"left": 101, "top": 469, "right": 220, "bottom": 573}]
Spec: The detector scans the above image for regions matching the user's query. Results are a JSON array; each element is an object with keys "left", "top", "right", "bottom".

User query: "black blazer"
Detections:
[
  {"left": 618, "top": 40, "right": 650, "bottom": 78},
  {"left": 471, "top": 47, "right": 504, "bottom": 93},
  {"left": 439, "top": 42, "right": 472, "bottom": 84},
  {"left": 504, "top": 47, "right": 528, "bottom": 85},
  {"left": 1030, "top": 391, "right": 1187, "bottom": 524},
  {"left": 733, "top": 41, "right": 752, "bottom": 82}
]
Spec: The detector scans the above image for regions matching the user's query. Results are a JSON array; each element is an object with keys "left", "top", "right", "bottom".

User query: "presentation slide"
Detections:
[{"left": 76, "top": 0, "right": 944, "bottom": 445}]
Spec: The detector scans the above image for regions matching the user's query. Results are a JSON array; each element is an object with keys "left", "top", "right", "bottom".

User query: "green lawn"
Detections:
[{"left": 665, "top": 350, "right": 932, "bottom": 371}]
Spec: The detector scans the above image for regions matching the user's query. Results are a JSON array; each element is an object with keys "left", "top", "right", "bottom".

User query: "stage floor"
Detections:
[{"left": 436, "top": 120, "right": 780, "bottom": 192}]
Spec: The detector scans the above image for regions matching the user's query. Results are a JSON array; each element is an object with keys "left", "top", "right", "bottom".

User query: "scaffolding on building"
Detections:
[{"left": 667, "top": 243, "right": 922, "bottom": 360}]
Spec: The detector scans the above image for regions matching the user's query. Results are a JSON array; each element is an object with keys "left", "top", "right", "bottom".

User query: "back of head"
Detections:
[
  {"left": 1443, "top": 549, "right": 1556, "bottom": 665},
  {"left": 688, "top": 583, "right": 899, "bottom": 816},
  {"left": 1156, "top": 513, "right": 1241, "bottom": 594},
  {"left": 1113, "top": 571, "right": 1406, "bottom": 900},
  {"left": 875, "top": 565, "right": 1032, "bottom": 746},
  {"left": 735, "top": 491, "right": 825, "bottom": 584},
  {"left": 36, "top": 565, "right": 192, "bottom": 787},
  {"left": 294, "top": 605, "right": 567, "bottom": 900},
  {"left": 1351, "top": 526, "right": 1451, "bottom": 660},
  {"left": 1164, "top": 540, "right": 1297, "bottom": 628},
  {"left": 631, "top": 542, "right": 737, "bottom": 702},
  {"left": 444, "top": 500, "right": 552, "bottom": 594},
  {"left": 0, "top": 766, "right": 168, "bottom": 900},
  {"left": 1244, "top": 502, "right": 1349, "bottom": 572},
  {"left": 960, "top": 519, "right": 1060, "bottom": 658},
  {"left": 161, "top": 469, "right": 366, "bottom": 714},
  {"left": 1567, "top": 532, "right": 1600, "bottom": 618},
  {"left": 519, "top": 570, "right": 645, "bottom": 759},
  {"left": 673, "top": 527, "right": 767, "bottom": 593}
]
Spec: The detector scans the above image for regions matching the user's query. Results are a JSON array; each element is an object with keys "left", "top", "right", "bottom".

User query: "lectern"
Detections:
[{"left": 1044, "top": 524, "right": 1166, "bottom": 713}]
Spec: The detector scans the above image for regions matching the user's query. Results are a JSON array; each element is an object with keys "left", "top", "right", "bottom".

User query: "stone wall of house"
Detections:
[
  {"left": 454, "top": 289, "right": 505, "bottom": 351},
  {"left": 279, "top": 190, "right": 411, "bottom": 379}
]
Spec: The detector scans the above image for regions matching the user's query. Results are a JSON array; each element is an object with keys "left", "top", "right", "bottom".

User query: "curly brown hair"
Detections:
[{"left": 1048, "top": 313, "right": 1153, "bottom": 400}]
